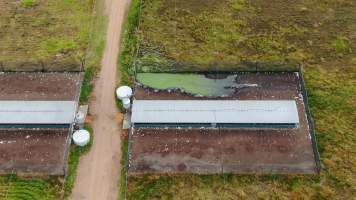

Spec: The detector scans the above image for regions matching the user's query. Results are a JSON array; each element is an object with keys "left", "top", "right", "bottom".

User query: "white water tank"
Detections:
[
  {"left": 122, "top": 98, "right": 131, "bottom": 109},
  {"left": 72, "top": 129, "right": 90, "bottom": 147},
  {"left": 116, "top": 86, "right": 132, "bottom": 100},
  {"left": 116, "top": 86, "right": 132, "bottom": 109}
]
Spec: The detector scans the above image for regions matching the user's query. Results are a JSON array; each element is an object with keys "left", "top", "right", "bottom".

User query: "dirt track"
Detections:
[{"left": 70, "top": 0, "right": 130, "bottom": 199}]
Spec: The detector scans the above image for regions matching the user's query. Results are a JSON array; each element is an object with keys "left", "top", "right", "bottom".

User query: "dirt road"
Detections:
[{"left": 70, "top": 0, "right": 130, "bottom": 199}]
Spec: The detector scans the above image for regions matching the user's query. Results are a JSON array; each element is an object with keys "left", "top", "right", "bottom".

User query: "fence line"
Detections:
[{"left": 298, "top": 65, "right": 322, "bottom": 173}]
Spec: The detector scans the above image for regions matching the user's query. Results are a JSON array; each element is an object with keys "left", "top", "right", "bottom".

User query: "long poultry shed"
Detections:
[
  {"left": 131, "top": 100, "right": 299, "bottom": 128},
  {"left": 0, "top": 101, "right": 77, "bottom": 128}
]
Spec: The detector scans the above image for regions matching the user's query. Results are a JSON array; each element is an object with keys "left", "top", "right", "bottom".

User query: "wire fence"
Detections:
[{"left": 298, "top": 65, "right": 322, "bottom": 173}]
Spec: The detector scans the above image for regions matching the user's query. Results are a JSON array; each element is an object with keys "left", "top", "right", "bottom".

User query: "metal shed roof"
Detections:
[
  {"left": 0, "top": 101, "right": 77, "bottom": 124},
  {"left": 131, "top": 100, "right": 299, "bottom": 124}
]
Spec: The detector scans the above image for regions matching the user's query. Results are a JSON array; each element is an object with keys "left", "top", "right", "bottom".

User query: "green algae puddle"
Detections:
[{"left": 136, "top": 73, "right": 236, "bottom": 97}]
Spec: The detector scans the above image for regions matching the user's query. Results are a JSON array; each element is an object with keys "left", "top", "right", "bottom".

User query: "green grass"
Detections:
[
  {"left": 0, "top": 175, "right": 59, "bottom": 200},
  {"left": 63, "top": 124, "right": 94, "bottom": 199},
  {"left": 80, "top": 0, "right": 108, "bottom": 103},
  {"left": 21, "top": 0, "right": 36, "bottom": 8},
  {"left": 118, "top": 0, "right": 141, "bottom": 87},
  {"left": 119, "top": 136, "right": 129, "bottom": 200},
  {"left": 116, "top": 0, "right": 141, "bottom": 112},
  {"left": 332, "top": 36, "right": 350, "bottom": 54},
  {"left": 136, "top": 0, "right": 356, "bottom": 72},
  {"left": 126, "top": 0, "right": 356, "bottom": 199},
  {"left": 0, "top": 0, "right": 93, "bottom": 71}
]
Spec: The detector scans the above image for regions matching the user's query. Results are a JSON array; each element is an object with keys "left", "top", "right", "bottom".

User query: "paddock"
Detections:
[
  {"left": 0, "top": 72, "right": 82, "bottom": 175},
  {"left": 129, "top": 72, "right": 319, "bottom": 174}
]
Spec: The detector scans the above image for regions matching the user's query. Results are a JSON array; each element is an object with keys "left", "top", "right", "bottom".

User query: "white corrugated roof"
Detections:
[
  {"left": 0, "top": 101, "right": 77, "bottom": 124},
  {"left": 131, "top": 100, "right": 299, "bottom": 124}
]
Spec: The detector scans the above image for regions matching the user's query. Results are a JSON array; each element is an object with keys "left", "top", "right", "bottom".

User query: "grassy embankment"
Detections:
[
  {"left": 117, "top": 0, "right": 141, "bottom": 199},
  {"left": 0, "top": 0, "right": 107, "bottom": 199},
  {"left": 127, "top": 0, "right": 356, "bottom": 199}
]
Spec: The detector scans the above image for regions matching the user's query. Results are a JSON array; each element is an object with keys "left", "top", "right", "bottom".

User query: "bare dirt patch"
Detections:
[
  {"left": 0, "top": 128, "right": 70, "bottom": 175},
  {"left": 0, "top": 72, "right": 82, "bottom": 101},
  {"left": 130, "top": 127, "right": 316, "bottom": 174}
]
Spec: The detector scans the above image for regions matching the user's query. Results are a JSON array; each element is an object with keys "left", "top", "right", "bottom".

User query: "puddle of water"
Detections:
[{"left": 136, "top": 73, "right": 236, "bottom": 97}]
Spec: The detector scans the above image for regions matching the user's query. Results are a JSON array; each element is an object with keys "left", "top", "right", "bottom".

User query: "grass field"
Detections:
[
  {"left": 136, "top": 0, "right": 355, "bottom": 72},
  {"left": 0, "top": 0, "right": 93, "bottom": 71},
  {"left": 0, "top": 175, "right": 59, "bottom": 200},
  {"left": 125, "top": 0, "right": 356, "bottom": 199}
]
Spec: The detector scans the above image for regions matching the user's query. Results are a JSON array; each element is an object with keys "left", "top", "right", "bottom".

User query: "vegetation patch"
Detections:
[
  {"left": 117, "top": 0, "right": 141, "bottom": 112},
  {"left": 136, "top": 0, "right": 355, "bottom": 72},
  {"left": 0, "top": 0, "right": 93, "bottom": 71},
  {"left": 118, "top": 0, "right": 141, "bottom": 86},
  {"left": 21, "top": 0, "right": 36, "bottom": 8},
  {"left": 0, "top": 175, "right": 59, "bottom": 200},
  {"left": 80, "top": 0, "right": 108, "bottom": 103},
  {"left": 119, "top": 135, "right": 129, "bottom": 200}
]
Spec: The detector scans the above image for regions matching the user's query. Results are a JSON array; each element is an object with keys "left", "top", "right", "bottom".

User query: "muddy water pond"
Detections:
[{"left": 136, "top": 73, "right": 238, "bottom": 97}]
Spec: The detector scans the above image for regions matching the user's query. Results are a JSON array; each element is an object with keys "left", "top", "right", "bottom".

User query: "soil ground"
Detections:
[
  {"left": 0, "top": 128, "right": 70, "bottom": 175},
  {"left": 0, "top": 72, "right": 82, "bottom": 101},
  {"left": 70, "top": 0, "right": 131, "bottom": 199},
  {"left": 130, "top": 72, "right": 317, "bottom": 174}
]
